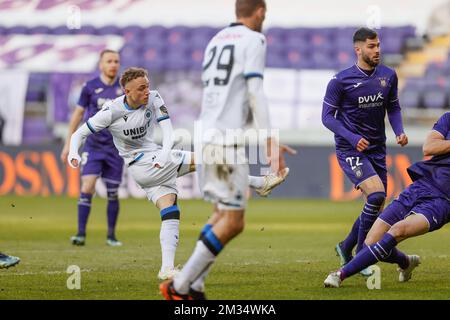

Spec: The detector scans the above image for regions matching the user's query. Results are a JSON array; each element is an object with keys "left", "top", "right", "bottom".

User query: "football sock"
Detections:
[
  {"left": 77, "top": 192, "right": 92, "bottom": 236},
  {"left": 356, "top": 192, "right": 385, "bottom": 252},
  {"left": 174, "top": 230, "right": 223, "bottom": 294},
  {"left": 341, "top": 232, "right": 397, "bottom": 280},
  {"left": 160, "top": 205, "right": 180, "bottom": 272},
  {"left": 106, "top": 183, "right": 120, "bottom": 239},
  {"left": 383, "top": 248, "right": 409, "bottom": 270},
  {"left": 340, "top": 217, "right": 359, "bottom": 255},
  {"left": 190, "top": 223, "right": 214, "bottom": 292},
  {"left": 248, "top": 176, "right": 265, "bottom": 189}
]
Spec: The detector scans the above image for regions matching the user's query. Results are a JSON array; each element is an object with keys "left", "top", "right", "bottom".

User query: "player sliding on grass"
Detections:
[
  {"left": 324, "top": 112, "right": 450, "bottom": 288},
  {"left": 68, "top": 67, "right": 289, "bottom": 281},
  {"left": 160, "top": 0, "right": 296, "bottom": 300},
  {"left": 322, "top": 27, "right": 408, "bottom": 275}
]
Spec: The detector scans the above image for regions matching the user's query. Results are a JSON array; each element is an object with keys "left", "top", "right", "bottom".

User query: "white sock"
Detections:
[
  {"left": 248, "top": 175, "right": 265, "bottom": 189},
  {"left": 190, "top": 264, "right": 212, "bottom": 292},
  {"left": 160, "top": 219, "right": 179, "bottom": 272},
  {"left": 174, "top": 241, "right": 216, "bottom": 294}
]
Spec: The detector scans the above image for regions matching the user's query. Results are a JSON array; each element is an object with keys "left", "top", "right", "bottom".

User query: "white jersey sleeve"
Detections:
[
  {"left": 85, "top": 103, "right": 114, "bottom": 133},
  {"left": 244, "top": 34, "right": 266, "bottom": 79},
  {"left": 151, "top": 91, "right": 170, "bottom": 123}
]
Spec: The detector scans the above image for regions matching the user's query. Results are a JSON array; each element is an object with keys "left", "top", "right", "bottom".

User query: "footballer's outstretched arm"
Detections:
[
  {"left": 68, "top": 105, "right": 113, "bottom": 168},
  {"left": 68, "top": 123, "right": 92, "bottom": 168}
]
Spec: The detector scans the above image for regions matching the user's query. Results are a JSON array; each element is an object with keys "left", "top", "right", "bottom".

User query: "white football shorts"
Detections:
[
  {"left": 128, "top": 149, "right": 192, "bottom": 204},
  {"left": 197, "top": 144, "right": 249, "bottom": 211}
]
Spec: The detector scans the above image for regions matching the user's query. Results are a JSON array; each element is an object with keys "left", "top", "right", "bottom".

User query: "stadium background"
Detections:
[{"left": 0, "top": 0, "right": 449, "bottom": 300}]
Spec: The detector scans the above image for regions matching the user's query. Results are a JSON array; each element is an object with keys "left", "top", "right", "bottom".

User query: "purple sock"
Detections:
[
  {"left": 341, "top": 233, "right": 397, "bottom": 280},
  {"left": 383, "top": 248, "right": 409, "bottom": 269},
  {"left": 77, "top": 193, "right": 92, "bottom": 236},
  {"left": 340, "top": 217, "right": 359, "bottom": 254},
  {"left": 356, "top": 192, "right": 385, "bottom": 252},
  {"left": 106, "top": 183, "right": 120, "bottom": 239}
]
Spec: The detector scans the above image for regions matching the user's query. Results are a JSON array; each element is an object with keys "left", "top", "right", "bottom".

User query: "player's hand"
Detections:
[
  {"left": 60, "top": 145, "right": 69, "bottom": 164},
  {"left": 67, "top": 153, "right": 81, "bottom": 169},
  {"left": 356, "top": 138, "right": 370, "bottom": 152},
  {"left": 396, "top": 133, "right": 408, "bottom": 147},
  {"left": 267, "top": 138, "right": 297, "bottom": 175}
]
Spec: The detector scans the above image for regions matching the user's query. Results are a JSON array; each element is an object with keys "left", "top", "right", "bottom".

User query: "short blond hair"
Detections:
[{"left": 119, "top": 67, "right": 148, "bottom": 88}]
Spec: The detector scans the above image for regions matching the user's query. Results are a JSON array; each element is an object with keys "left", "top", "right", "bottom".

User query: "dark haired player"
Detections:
[{"left": 322, "top": 27, "right": 408, "bottom": 274}]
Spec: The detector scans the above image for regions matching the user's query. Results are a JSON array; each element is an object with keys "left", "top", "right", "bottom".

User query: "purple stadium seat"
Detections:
[
  {"left": 286, "top": 49, "right": 313, "bottom": 69},
  {"left": 167, "top": 26, "right": 191, "bottom": 46},
  {"left": 311, "top": 50, "right": 338, "bottom": 69},
  {"left": 122, "top": 25, "right": 145, "bottom": 42},
  {"left": 29, "top": 26, "right": 51, "bottom": 34},
  {"left": 189, "top": 48, "right": 204, "bottom": 70},
  {"left": 120, "top": 46, "right": 144, "bottom": 68},
  {"left": 266, "top": 27, "right": 288, "bottom": 48},
  {"left": 423, "top": 88, "right": 447, "bottom": 109},
  {"left": 425, "top": 62, "right": 445, "bottom": 79},
  {"left": 22, "top": 117, "right": 52, "bottom": 145},
  {"left": 51, "top": 26, "right": 74, "bottom": 35},
  {"left": 190, "top": 27, "right": 216, "bottom": 50},
  {"left": 400, "top": 86, "right": 422, "bottom": 109},
  {"left": 97, "top": 25, "right": 121, "bottom": 35},
  {"left": 73, "top": 25, "right": 97, "bottom": 35},
  {"left": 143, "top": 25, "right": 167, "bottom": 45},
  {"left": 6, "top": 26, "right": 29, "bottom": 34},
  {"left": 381, "top": 35, "right": 403, "bottom": 54},
  {"left": 164, "top": 48, "right": 191, "bottom": 71},
  {"left": 142, "top": 47, "right": 167, "bottom": 72}
]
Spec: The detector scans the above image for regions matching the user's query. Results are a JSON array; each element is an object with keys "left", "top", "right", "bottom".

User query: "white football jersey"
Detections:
[
  {"left": 200, "top": 23, "right": 267, "bottom": 145},
  {"left": 85, "top": 90, "right": 169, "bottom": 161}
]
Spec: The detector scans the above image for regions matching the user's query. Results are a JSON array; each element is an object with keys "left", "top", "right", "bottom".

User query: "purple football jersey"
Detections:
[
  {"left": 407, "top": 112, "right": 450, "bottom": 198},
  {"left": 78, "top": 77, "right": 123, "bottom": 152},
  {"left": 323, "top": 64, "right": 401, "bottom": 151}
]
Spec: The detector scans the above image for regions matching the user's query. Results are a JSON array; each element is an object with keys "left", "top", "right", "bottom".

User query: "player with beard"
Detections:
[{"left": 321, "top": 27, "right": 408, "bottom": 274}]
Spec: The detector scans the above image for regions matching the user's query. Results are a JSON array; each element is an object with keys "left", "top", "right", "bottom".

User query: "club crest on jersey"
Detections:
[
  {"left": 353, "top": 166, "right": 363, "bottom": 178},
  {"left": 379, "top": 78, "right": 387, "bottom": 88},
  {"left": 160, "top": 106, "right": 169, "bottom": 116},
  {"left": 145, "top": 110, "right": 152, "bottom": 119}
]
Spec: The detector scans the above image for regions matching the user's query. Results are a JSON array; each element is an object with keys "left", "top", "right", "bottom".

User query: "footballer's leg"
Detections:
[
  {"left": 169, "top": 208, "right": 244, "bottom": 298},
  {"left": 187, "top": 152, "right": 289, "bottom": 197},
  {"left": 103, "top": 152, "right": 124, "bottom": 246},
  {"left": 71, "top": 174, "right": 97, "bottom": 246},
  {"left": 156, "top": 193, "right": 181, "bottom": 280}
]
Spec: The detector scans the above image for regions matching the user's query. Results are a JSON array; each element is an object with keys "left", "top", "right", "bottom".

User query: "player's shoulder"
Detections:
[
  {"left": 333, "top": 65, "right": 356, "bottom": 81},
  {"left": 83, "top": 76, "right": 101, "bottom": 89},
  {"left": 149, "top": 90, "right": 164, "bottom": 103},
  {"left": 104, "top": 95, "right": 127, "bottom": 115},
  {"left": 377, "top": 64, "right": 397, "bottom": 77}
]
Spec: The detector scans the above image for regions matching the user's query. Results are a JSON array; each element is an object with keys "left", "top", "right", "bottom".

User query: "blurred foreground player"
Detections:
[
  {"left": 160, "top": 0, "right": 295, "bottom": 300},
  {"left": 324, "top": 112, "right": 450, "bottom": 287},
  {"left": 61, "top": 50, "right": 124, "bottom": 247},
  {"left": 322, "top": 27, "right": 408, "bottom": 274}
]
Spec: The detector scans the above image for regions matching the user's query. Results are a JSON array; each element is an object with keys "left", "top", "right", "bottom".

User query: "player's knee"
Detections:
[
  {"left": 230, "top": 217, "right": 245, "bottom": 235},
  {"left": 388, "top": 223, "right": 408, "bottom": 240},
  {"left": 367, "top": 192, "right": 386, "bottom": 206}
]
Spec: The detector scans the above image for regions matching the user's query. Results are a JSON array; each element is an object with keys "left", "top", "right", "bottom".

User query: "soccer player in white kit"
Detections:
[
  {"left": 160, "top": 0, "right": 295, "bottom": 300},
  {"left": 68, "top": 67, "right": 289, "bottom": 281}
]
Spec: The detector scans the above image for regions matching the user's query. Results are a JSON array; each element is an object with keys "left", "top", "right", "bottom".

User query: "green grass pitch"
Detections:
[{"left": 0, "top": 195, "right": 449, "bottom": 300}]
